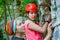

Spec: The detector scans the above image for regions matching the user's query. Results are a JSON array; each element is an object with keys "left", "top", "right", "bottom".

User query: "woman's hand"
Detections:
[
  {"left": 47, "top": 26, "right": 52, "bottom": 37},
  {"left": 47, "top": 22, "right": 52, "bottom": 37}
]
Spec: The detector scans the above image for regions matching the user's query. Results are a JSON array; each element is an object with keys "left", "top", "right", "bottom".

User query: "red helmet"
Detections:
[{"left": 25, "top": 3, "right": 38, "bottom": 13}]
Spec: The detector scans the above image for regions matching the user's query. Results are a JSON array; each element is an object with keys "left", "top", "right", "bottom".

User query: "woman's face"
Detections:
[
  {"left": 27, "top": 12, "right": 37, "bottom": 20},
  {"left": 16, "top": 20, "right": 25, "bottom": 33}
]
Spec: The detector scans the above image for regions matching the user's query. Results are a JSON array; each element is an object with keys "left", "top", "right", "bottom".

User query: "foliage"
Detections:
[
  {"left": 0, "top": 27, "right": 6, "bottom": 40},
  {"left": 0, "top": 5, "right": 4, "bottom": 22},
  {"left": 0, "top": 0, "right": 11, "bottom": 22},
  {"left": 53, "top": 5, "right": 57, "bottom": 11}
]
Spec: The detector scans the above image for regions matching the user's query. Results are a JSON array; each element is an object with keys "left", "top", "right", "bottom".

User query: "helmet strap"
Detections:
[{"left": 26, "top": 17, "right": 39, "bottom": 23}]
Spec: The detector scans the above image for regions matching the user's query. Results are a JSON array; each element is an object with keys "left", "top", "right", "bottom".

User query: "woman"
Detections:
[{"left": 24, "top": 3, "right": 52, "bottom": 40}]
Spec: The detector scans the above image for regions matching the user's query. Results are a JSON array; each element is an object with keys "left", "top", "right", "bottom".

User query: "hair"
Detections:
[{"left": 15, "top": 17, "right": 25, "bottom": 24}]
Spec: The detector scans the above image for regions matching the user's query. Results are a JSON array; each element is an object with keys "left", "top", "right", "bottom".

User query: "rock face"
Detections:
[{"left": 44, "top": 0, "right": 51, "bottom": 4}]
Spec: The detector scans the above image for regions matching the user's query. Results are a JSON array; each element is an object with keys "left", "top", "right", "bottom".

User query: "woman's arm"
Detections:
[
  {"left": 44, "top": 34, "right": 51, "bottom": 40},
  {"left": 44, "top": 22, "right": 52, "bottom": 40},
  {"left": 28, "top": 21, "right": 48, "bottom": 33},
  {"left": 27, "top": 14, "right": 51, "bottom": 33}
]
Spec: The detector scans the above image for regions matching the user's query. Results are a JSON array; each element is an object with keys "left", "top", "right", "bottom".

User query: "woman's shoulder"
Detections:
[
  {"left": 25, "top": 20, "right": 31, "bottom": 23},
  {"left": 24, "top": 20, "right": 31, "bottom": 25}
]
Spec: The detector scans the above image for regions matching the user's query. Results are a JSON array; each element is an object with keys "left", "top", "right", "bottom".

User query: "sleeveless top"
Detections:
[{"left": 25, "top": 20, "right": 42, "bottom": 40}]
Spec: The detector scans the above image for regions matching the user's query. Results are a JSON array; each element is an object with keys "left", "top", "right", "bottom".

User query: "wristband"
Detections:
[{"left": 45, "top": 21, "right": 50, "bottom": 23}]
